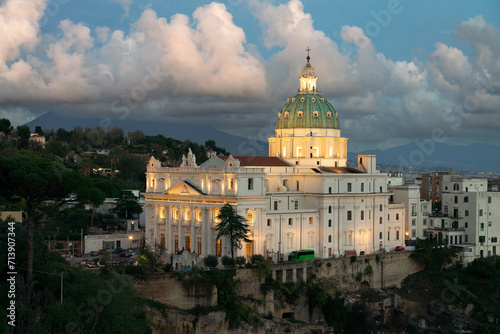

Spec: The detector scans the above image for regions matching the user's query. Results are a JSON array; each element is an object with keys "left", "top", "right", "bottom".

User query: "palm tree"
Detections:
[{"left": 216, "top": 204, "right": 252, "bottom": 259}]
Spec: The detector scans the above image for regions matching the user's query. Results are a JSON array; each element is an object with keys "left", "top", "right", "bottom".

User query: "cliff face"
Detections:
[
  {"left": 134, "top": 252, "right": 425, "bottom": 333},
  {"left": 147, "top": 307, "right": 333, "bottom": 334},
  {"left": 134, "top": 275, "right": 217, "bottom": 309}
]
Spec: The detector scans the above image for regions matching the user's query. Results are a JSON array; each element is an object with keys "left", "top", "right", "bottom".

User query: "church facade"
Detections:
[{"left": 143, "top": 56, "right": 406, "bottom": 260}]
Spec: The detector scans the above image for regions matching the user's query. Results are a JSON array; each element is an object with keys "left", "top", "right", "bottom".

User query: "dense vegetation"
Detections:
[{"left": 0, "top": 223, "right": 151, "bottom": 333}]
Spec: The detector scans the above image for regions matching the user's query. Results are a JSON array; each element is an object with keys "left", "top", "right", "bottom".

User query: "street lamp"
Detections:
[{"left": 129, "top": 235, "right": 133, "bottom": 249}]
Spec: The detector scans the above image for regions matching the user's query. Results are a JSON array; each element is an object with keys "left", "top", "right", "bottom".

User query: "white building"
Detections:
[
  {"left": 143, "top": 56, "right": 407, "bottom": 261},
  {"left": 428, "top": 174, "right": 499, "bottom": 262},
  {"left": 389, "top": 185, "right": 430, "bottom": 241}
]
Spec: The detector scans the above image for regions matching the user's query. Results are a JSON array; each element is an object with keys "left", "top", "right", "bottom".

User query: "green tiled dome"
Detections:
[{"left": 276, "top": 93, "right": 340, "bottom": 130}]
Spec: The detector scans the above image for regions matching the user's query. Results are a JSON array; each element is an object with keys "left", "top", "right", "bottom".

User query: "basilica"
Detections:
[{"left": 143, "top": 55, "right": 407, "bottom": 261}]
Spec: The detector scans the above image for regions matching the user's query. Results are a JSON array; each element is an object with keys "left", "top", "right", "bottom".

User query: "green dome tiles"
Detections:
[{"left": 276, "top": 93, "right": 340, "bottom": 130}]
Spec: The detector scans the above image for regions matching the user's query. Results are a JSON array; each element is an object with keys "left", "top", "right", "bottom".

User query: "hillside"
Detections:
[{"left": 25, "top": 112, "right": 268, "bottom": 156}]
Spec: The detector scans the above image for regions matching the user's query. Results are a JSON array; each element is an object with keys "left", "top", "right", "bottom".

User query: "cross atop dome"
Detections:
[{"left": 299, "top": 47, "right": 317, "bottom": 93}]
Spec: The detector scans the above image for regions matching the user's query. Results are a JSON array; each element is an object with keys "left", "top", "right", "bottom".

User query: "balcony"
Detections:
[{"left": 428, "top": 226, "right": 465, "bottom": 232}]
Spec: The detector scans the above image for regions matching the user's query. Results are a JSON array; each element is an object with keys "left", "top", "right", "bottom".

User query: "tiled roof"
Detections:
[
  {"left": 219, "top": 156, "right": 293, "bottom": 167},
  {"left": 319, "top": 166, "right": 365, "bottom": 174}
]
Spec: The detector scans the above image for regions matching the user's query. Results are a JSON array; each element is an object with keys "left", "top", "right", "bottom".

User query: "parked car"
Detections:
[
  {"left": 119, "top": 252, "right": 132, "bottom": 257},
  {"left": 395, "top": 246, "right": 405, "bottom": 252},
  {"left": 89, "top": 251, "right": 98, "bottom": 256},
  {"left": 113, "top": 247, "right": 125, "bottom": 254},
  {"left": 74, "top": 253, "right": 82, "bottom": 257},
  {"left": 98, "top": 249, "right": 107, "bottom": 254}
]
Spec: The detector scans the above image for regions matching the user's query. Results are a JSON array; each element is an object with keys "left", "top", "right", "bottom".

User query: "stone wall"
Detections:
[
  {"left": 314, "top": 252, "right": 424, "bottom": 291},
  {"left": 134, "top": 275, "right": 217, "bottom": 309}
]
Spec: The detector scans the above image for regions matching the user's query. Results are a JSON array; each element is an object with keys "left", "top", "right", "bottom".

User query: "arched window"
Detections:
[
  {"left": 296, "top": 181, "right": 300, "bottom": 191},
  {"left": 160, "top": 207, "right": 166, "bottom": 219},
  {"left": 173, "top": 207, "right": 179, "bottom": 221},
  {"left": 313, "top": 111, "right": 319, "bottom": 118},
  {"left": 185, "top": 208, "right": 191, "bottom": 221},
  {"left": 380, "top": 186, "right": 383, "bottom": 193},
  {"left": 326, "top": 111, "right": 332, "bottom": 118},
  {"left": 379, "top": 232, "right": 382, "bottom": 239},
  {"left": 380, "top": 204, "right": 383, "bottom": 211},
  {"left": 396, "top": 230, "right": 400, "bottom": 240},
  {"left": 379, "top": 217, "right": 382, "bottom": 224},
  {"left": 328, "top": 206, "right": 332, "bottom": 213},
  {"left": 214, "top": 209, "right": 221, "bottom": 223},
  {"left": 328, "top": 187, "right": 332, "bottom": 194},
  {"left": 197, "top": 210, "right": 202, "bottom": 222},
  {"left": 328, "top": 235, "right": 332, "bottom": 243},
  {"left": 328, "top": 219, "right": 332, "bottom": 227}
]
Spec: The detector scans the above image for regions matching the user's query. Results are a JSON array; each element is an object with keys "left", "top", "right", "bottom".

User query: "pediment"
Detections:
[{"left": 165, "top": 180, "right": 204, "bottom": 196}]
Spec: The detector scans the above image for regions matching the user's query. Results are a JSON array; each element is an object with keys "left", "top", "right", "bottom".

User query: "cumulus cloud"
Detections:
[{"left": 0, "top": 0, "right": 498, "bottom": 150}]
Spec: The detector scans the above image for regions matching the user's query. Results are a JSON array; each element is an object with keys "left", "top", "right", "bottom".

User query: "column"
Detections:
[{"left": 190, "top": 207, "right": 196, "bottom": 253}]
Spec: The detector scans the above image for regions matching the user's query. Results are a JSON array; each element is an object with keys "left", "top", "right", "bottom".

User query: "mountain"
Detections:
[
  {"left": 25, "top": 112, "right": 268, "bottom": 156},
  {"left": 348, "top": 142, "right": 500, "bottom": 172}
]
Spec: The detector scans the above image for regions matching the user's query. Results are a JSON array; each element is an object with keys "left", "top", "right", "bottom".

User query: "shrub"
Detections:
[
  {"left": 375, "top": 254, "right": 380, "bottom": 262},
  {"left": 327, "top": 262, "right": 332, "bottom": 267},
  {"left": 222, "top": 256, "right": 235, "bottom": 267},
  {"left": 365, "top": 265, "right": 373, "bottom": 276},
  {"left": 350, "top": 255, "right": 357, "bottom": 263},
  {"left": 355, "top": 273, "right": 363, "bottom": 281},
  {"left": 236, "top": 256, "right": 246, "bottom": 267},
  {"left": 125, "top": 265, "right": 146, "bottom": 278},
  {"left": 251, "top": 254, "right": 265, "bottom": 264},
  {"left": 204, "top": 255, "right": 218, "bottom": 268}
]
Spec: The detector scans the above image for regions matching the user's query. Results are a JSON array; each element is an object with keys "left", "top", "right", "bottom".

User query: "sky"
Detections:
[{"left": 0, "top": 0, "right": 499, "bottom": 152}]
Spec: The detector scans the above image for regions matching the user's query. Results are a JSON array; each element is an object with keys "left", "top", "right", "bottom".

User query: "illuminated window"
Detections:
[
  {"left": 246, "top": 242, "right": 253, "bottom": 258},
  {"left": 160, "top": 207, "right": 166, "bottom": 219},
  {"left": 160, "top": 234, "right": 166, "bottom": 250},
  {"left": 197, "top": 210, "right": 202, "bottom": 222},
  {"left": 309, "top": 217, "right": 313, "bottom": 225},
  {"left": 173, "top": 208, "right": 179, "bottom": 220},
  {"left": 214, "top": 210, "right": 221, "bottom": 223},
  {"left": 248, "top": 212, "right": 254, "bottom": 225},
  {"left": 284, "top": 111, "right": 289, "bottom": 118},
  {"left": 229, "top": 178, "right": 234, "bottom": 190},
  {"left": 313, "top": 147, "right": 319, "bottom": 158},
  {"left": 185, "top": 208, "right": 191, "bottom": 221},
  {"left": 216, "top": 239, "right": 222, "bottom": 257},
  {"left": 297, "top": 147, "right": 303, "bottom": 157},
  {"left": 197, "top": 237, "right": 202, "bottom": 255}
]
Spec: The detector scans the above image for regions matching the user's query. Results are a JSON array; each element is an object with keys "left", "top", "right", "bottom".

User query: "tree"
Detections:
[
  {"left": 204, "top": 254, "right": 219, "bottom": 268},
  {"left": 111, "top": 190, "right": 143, "bottom": 219},
  {"left": 0, "top": 154, "right": 104, "bottom": 283},
  {"left": 410, "top": 238, "right": 458, "bottom": 271},
  {"left": 0, "top": 118, "right": 13, "bottom": 135},
  {"left": 34, "top": 125, "right": 43, "bottom": 135},
  {"left": 216, "top": 204, "right": 251, "bottom": 259},
  {"left": 16, "top": 125, "right": 31, "bottom": 149}
]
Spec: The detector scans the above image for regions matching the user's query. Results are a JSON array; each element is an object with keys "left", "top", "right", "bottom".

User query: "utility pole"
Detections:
[{"left": 60, "top": 273, "right": 63, "bottom": 305}]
